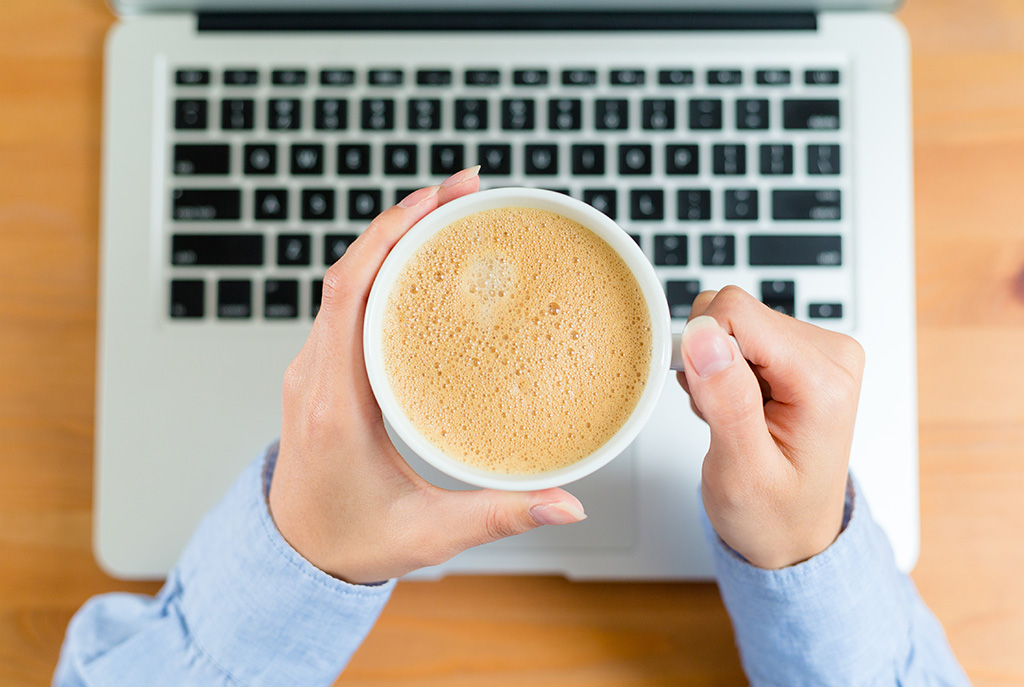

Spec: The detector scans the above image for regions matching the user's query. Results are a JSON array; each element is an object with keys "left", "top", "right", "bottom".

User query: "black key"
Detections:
[
  {"left": 291, "top": 144, "right": 324, "bottom": 175},
  {"left": 749, "top": 235, "right": 842, "bottom": 266},
  {"left": 502, "top": 99, "right": 535, "bottom": 130},
  {"left": 514, "top": 69, "right": 549, "bottom": 86},
  {"left": 348, "top": 189, "right": 382, "bottom": 220},
  {"left": 431, "top": 144, "right": 464, "bottom": 175},
  {"left": 805, "top": 69, "right": 841, "bottom": 86},
  {"left": 324, "top": 233, "right": 360, "bottom": 264},
  {"left": 642, "top": 99, "right": 675, "bottom": 130},
  {"left": 666, "top": 280, "right": 701, "bottom": 319},
  {"left": 268, "top": 99, "right": 301, "bottom": 130},
  {"left": 756, "top": 69, "right": 791, "bottom": 86},
  {"left": 524, "top": 144, "right": 558, "bottom": 175},
  {"left": 170, "top": 280, "right": 204, "bottom": 319},
  {"left": 338, "top": 144, "right": 371, "bottom": 175},
  {"left": 809, "top": 303, "right": 843, "bottom": 319},
  {"left": 760, "top": 144, "right": 794, "bottom": 175},
  {"left": 666, "top": 145, "right": 699, "bottom": 175},
  {"left": 171, "top": 234, "right": 263, "bottom": 266},
  {"left": 368, "top": 69, "right": 403, "bottom": 86},
  {"left": 630, "top": 190, "right": 664, "bottom": 221},
  {"left": 277, "top": 234, "right": 310, "bottom": 266},
  {"left": 362, "top": 99, "right": 395, "bottom": 130},
  {"left": 701, "top": 234, "right": 736, "bottom": 266},
  {"left": 455, "top": 99, "right": 488, "bottom": 130},
  {"left": 314, "top": 99, "right": 347, "bottom": 130},
  {"left": 255, "top": 189, "right": 289, "bottom": 220},
  {"left": 321, "top": 69, "right": 355, "bottom": 86},
  {"left": 171, "top": 189, "right": 241, "bottom": 221},
  {"left": 659, "top": 69, "right": 694, "bottom": 86},
  {"left": 677, "top": 189, "right": 711, "bottom": 221},
  {"left": 707, "top": 69, "right": 742, "bottom": 86},
  {"left": 176, "top": 69, "right": 210, "bottom": 86},
  {"left": 217, "top": 280, "right": 252, "bottom": 319},
  {"left": 272, "top": 69, "right": 306, "bottom": 86},
  {"left": 408, "top": 99, "right": 442, "bottom": 130},
  {"left": 783, "top": 99, "right": 840, "bottom": 130},
  {"left": 265, "top": 280, "right": 299, "bottom": 319},
  {"left": 808, "top": 144, "right": 841, "bottom": 175},
  {"left": 653, "top": 234, "right": 687, "bottom": 265},
  {"left": 301, "top": 189, "right": 335, "bottom": 221},
  {"left": 478, "top": 144, "right": 512, "bottom": 175},
  {"left": 244, "top": 144, "right": 277, "bottom": 175},
  {"left": 173, "top": 144, "right": 229, "bottom": 175},
  {"left": 384, "top": 144, "right": 418, "bottom": 175},
  {"left": 595, "top": 99, "right": 628, "bottom": 130},
  {"left": 221, "top": 99, "right": 254, "bottom": 130},
  {"left": 582, "top": 189, "right": 617, "bottom": 219},
  {"left": 619, "top": 144, "right": 652, "bottom": 175},
  {"left": 736, "top": 99, "right": 769, "bottom": 130},
  {"left": 563, "top": 69, "right": 597, "bottom": 86},
  {"left": 713, "top": 144, "right": 746, "bottom": 175},
  {"left": 466, "top": 69, "right": 500, "bottom": 86},
  {"left": 175, "top": 99, "right": 207, "bottom": 130},
  {"left": 761, "top": 281, "right": 795, "bottom": 316},
  {"left": 772, "top": 189, "right": 841, "bottom": 221},
  {"left": 610, "top": 69, "right": 645, "bottom": 86},
  {"left": 417, "top": 69, "right": 452, "bottom": 86},
  {"left": 311, "top": 280, "right": 324, "bottom": 317},
  {"left": 223, "top": 69, "right": 258, "bottom": 86},
  {"left": 689, "top": 99, "right": 722, "bottom": 130},
  {"left": 571, "top": 144, "right": 605, "bottom": 175},
  {"left": 725, "top": 189, "right": 758, "bottom": 221},
  {"left": 549, "top": 99, "right": 582, "bottom": 131}
]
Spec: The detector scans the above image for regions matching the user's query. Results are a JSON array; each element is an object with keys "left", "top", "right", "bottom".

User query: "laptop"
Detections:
[{"left": 96, "top": 0, "right": 917, "bottom": 580}]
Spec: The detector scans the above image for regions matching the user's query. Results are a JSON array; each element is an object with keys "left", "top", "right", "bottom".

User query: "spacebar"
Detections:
[{"left": 748, "top": 235, "right": 842, "bottom": 266}]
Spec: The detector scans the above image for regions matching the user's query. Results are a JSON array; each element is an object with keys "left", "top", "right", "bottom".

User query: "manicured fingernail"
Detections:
[
  {"left": 531, "top": 501, "right": 587, "bottom": 526},
  {"left": 440, "top": 165, "right": 481, "bottom": 189},
  {"left": 682, "top": 315, "right": 735, "bottom": 378},
  {"left": 398, "top": 185, "right": 439, "bottom": 208}
]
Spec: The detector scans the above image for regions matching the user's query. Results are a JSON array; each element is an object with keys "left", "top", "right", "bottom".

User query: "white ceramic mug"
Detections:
[{"left": 364, "top": 188, "right": 684, "bottom": 491}]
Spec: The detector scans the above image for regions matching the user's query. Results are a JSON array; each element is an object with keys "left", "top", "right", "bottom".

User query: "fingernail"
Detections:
[
  {"left": 440, "top": 165, "right": 481, "bottom": 189},
  {"left": 682, "top": 315, "right": 735, "bottom": 378},
  {"left": 398, "top": 185, "right": 439, "bottom": 208},
  {"left": 531, "top": 501, "right": 587, "bottom": 526}
]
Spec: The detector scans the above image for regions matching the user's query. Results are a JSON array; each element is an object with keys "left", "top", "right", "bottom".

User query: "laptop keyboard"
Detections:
[{"left": 166, "top": 63, "right": 851, "bottom": 326}]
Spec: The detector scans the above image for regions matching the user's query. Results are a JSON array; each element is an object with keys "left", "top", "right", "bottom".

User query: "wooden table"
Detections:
[{"left": 2, "top": 0, "right": 1022, "bottom": 684}]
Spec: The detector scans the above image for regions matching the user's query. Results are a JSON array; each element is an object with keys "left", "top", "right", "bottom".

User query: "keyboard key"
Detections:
[
  {"left": 218, "top": 280, "right": 252, "bottom": 319},
  {"left": 760, "top": 144, "right": 794, "bottom": 175},
  {"left": 666, "top": 280, "right": 701, "bottom": 318},
  {"left": 268, "top": 99, "right": 301, "bottom": 130},
  {"left": 619, "top": 144, "right": 652, "bottom": 175},
  {"left": 314, "top": 99, "right": 347, "bottom": 130},
  {"left": 368, "top": 69, "right": 403, "bottom": 86},
  {"left": 221, "top": 99, "right": 254, "bottom": 130},
  {"left": 713, "top": 144, "right": 746, "bottom": 175},
  {"left": 761, "top": 280, "right": 795, "bottom": 316},
  {"left": 324, "top": 233, "right": 360, "bottom": 264},
  {"left": 659, "top": 69, "right": 694, "bottom": 86},
  {"left": 265, "top": 280, "right": 299, "bottom": 319},
  {"left": 431, "top": 144, "right": 464, "bottom": 175},
  {"left": 707, "top": 69, "right": 742, "bottom": 86},
  {"left": 170, "top": 280, "right": 204, "bottom": 318},
  {"left": 291, "top": 144, "right": 324, "bottom": 175},
  {"left": 478, "top": 144, "right": 512, "bottom": 175},
  {"left": 311, "top": 280, "right": 324, "bottom": 317},
  {"left": 175, "top": 99, "right": 207, "bottom": 130},
  {"left": 756, "top": 69, "right": 791, "bottom": 86},
  {"left": 809, "top": 302, "right": 843, "bottom": 319},
  {"left": 583, "top": 189, "right": 617, "bottom": 219},
  {"left": 630, "top": 190, "right": 664, "bottom": 221},
  {"left": 243, "top": 144, "right": 277, "bottom": 175},
  {"left": 255, "top": 189, "right": 289, "bottom": 220},
  {"left": 176, "top": 69, "right": 210, "bottom": 86},
  {"left": 595, "top": 100, "right": 628, "bottom": 130},
  {"left": 301, "top": 189, "right": 335, "bottom": 221},
  {"left": 549, "top": 99, "right": 582, "bottom": 130},
  {"left": 736, "top": 99, "right": 769, "bottom": 130},
  {"left": 701, "top": 234, "right": 736, "bottom": 266},
  {"left": 384, "top": 144, "right": 418, "bottom": 175},
  {"left": 677, "top": 189, "right": 711, "bottom": 221},
  {"left": 808, "top": 144, "right": 841, "bottom": 175},
  {"left": 171, "top": 189, "right": 241, "bottom": 221},
  {"left": 642, "top": 99, "right": 675, "bottom": 130},
  {"left": 173, "top": 144, "right": 229, "bottom": 175},
  {"left": 362, "top": 99, "right": 395, "bottom": 130},
  {"left": 337, "top": 144, "right": 371, "bottom": 175},
  {"left": 223, "top": 69, "right": 259, "bottom": 86},
  {"left": 610, "top": 69, "right": 645, "bottom": 86},
  {"left": 654, "top": 234, "right": 687, "bottom": 265},
  {"left": 514, "top": 69, "right": 549, "bottom": 86},
  {"left": 466, "top": 69, "right": 500, "bottom": 86},
  {"left": 408, "top": 99, "right": 442, "bottom": 130},
  {"left": 455, "top": 99, "right": 488, "bottom": 130},
  {"left": 348, "top": 189, "right": 382, "bottom": 220},
  {"left": 563, "top": 69, "right": 597, "bottom": 86},
  {"left": 524, "top": 144, "right": 558, "bottom": 175},
  {"left": 805, "top": 69, "right": 841, "bottom": 86},
  {"left": 772, "top": 189, "right": 841, "bottom": 221},
  {"left": 689, "top": 99, "right": 722, "bottom": 130},
  {"left": 502, "top": 99, "right": 535, "bottom": 130},
  {"left": 666, "top": 145, "right": 699, "bottom": 175},
  {"left": 277, "top": 234, "right": 310, "bottom": 266},
  {"left": 783, "top": 99, "right": 840, "bottom": 130},
  {"left": 724, "top": 189, "right": 758, "bottom": 221},
  {"left": 172, "top": 234, "right": 263, "bottom": 266},
  {"left": 749, "top": 235, "right": 842, "bottom": 266},
  {"left": 272, "top": 69, "right": 306, "bottom": 86},
  {"left": 572, "top": 144, "right": 605, "bottom": 175},
  {"left": 417, "top": 69, "right": 452, "bottom": 86},
  {"left": 320, "top": 69, "right": 355, "bottom": 86}
]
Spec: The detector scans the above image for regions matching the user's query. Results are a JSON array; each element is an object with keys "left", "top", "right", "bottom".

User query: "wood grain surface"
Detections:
[{"left": 1, "top": 0, "right": 1022, "bottom": 684}]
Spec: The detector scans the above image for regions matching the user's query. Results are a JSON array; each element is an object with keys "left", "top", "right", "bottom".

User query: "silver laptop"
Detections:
[{"left": 96, "top": 0, "right": 917, "bottom": 580}]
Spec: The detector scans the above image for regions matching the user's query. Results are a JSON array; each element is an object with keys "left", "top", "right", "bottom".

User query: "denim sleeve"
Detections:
[
  {"left": 702, "top": 476, "right": 971, "bottom": 687},
  {"left": 54, "top": 442, "right": 395, "bottom": 687}
]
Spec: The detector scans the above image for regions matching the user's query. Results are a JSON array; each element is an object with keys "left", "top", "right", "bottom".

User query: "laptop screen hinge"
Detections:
[{"left": 196, "top": 11, "right": 817, "bottom": 33}]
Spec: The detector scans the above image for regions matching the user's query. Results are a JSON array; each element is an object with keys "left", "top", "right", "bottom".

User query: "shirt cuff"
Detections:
[
  {"left": 174, "top": 442, "right": 395, "bottom": 687},
  {"left": 701, "top": 475, "right": 911, "bottom": 687}
]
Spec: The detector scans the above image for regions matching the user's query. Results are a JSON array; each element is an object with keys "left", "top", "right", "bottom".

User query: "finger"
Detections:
[
  {"left": 437, "top": 164, "right": 482, "bottom": 205},
  {"left": 687, "top": 289, "right": 719, "bottom": 322}
]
